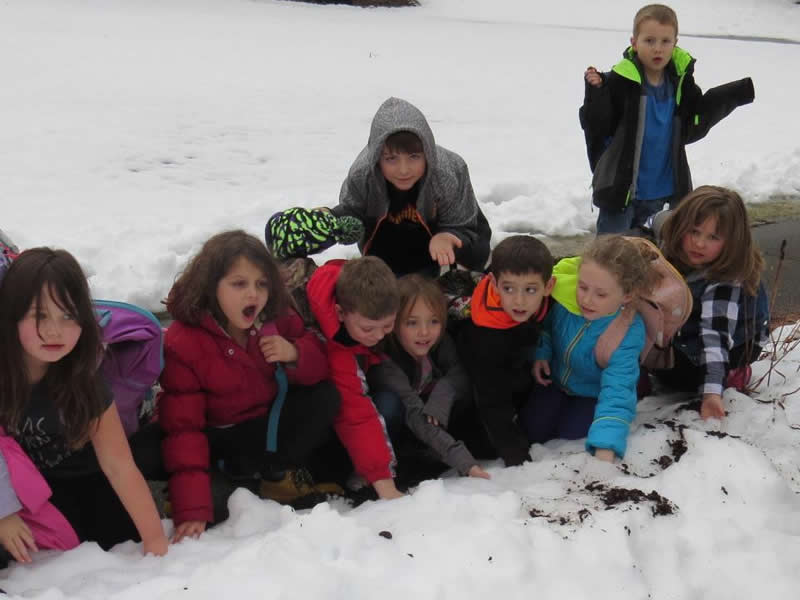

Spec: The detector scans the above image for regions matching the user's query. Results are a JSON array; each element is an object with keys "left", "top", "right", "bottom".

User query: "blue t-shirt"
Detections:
[{"left": 636, "top": 77, "right": 675, "bottom": 201}]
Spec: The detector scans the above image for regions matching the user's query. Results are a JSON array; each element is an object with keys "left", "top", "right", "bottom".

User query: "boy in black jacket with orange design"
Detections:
[{"left": 458, "top": 236, "right": 554, "bottom": 467}]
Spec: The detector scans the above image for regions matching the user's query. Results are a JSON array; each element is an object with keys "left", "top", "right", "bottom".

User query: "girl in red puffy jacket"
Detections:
[{"left": 159, "top": 230, "right": 339, "bottom": 543}]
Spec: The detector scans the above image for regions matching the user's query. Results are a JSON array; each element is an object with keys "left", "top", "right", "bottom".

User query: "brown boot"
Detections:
[{"left": 259, "top": 468, "right": 344, "bottom": 504}]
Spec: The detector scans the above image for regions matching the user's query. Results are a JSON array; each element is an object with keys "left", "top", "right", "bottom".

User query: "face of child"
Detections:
[
  {"left": 631, "top": 19, "right": 677, "bottom": 80},
  {"left": 491, "top": 271, "right": 554, "bottom": 323},
  {"left": 336, "top": 307, "right": 396, "bottom": 348},
  {"left": 216, "top": 256, "right": 269, "bottom": 339},
  {"left": 379, "top": 146, "right": 426, "bottom": 191},
  {"left": 577, "top": 260, "right": 632, "bottom": 321},
  {"left": 18, "top": 286, "right": 82, "bottom": 381},
  {"left": 681, "top": 215, "right": 725, "bottom": 268},
  {"left": 395, "top": 298, "right": 443, "bottom": 359}
]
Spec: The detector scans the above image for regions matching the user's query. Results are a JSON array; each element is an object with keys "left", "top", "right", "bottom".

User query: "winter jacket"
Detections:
[
  {"left": 367, "top": 334, "right": 476, "bottom": 475},
  {"left": 458, "top": 276, "right": 548, "bottom": 466},
  {"left": 333, "top": 97, "right": 491, "bottom": 271},
  {"left": 673, "top": 271, "right": 769, "bottom": 396},
  {"left": 0, "top": 432, "right": 79, "bottom": 551},
  {"left": 536, "top": 267, "right": 645, "bottom": 458},
  {"left": 579, "top": 46, "right": 754, "bottom": 212},
  {"left": 306, "top": 261, "right": 395, "bottom": 484},
  {"left": 159, "top": 312, "right": 328, "bottom": 525}
]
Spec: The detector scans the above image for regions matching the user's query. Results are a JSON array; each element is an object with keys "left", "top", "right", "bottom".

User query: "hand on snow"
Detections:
[
  {"left": 0, "top": 513, "right": 37, "bottom": 563},
  {"left": 468, "top": 465, "right": 491, "bottom": 479},
  {"left": 594, "top": 449, "right": 615, "bottom": 463},
  {"left": 172, "top": 520, "right": 206, "bottom": 544},
  {"left": 701, "top": 393, "right": 725, "bottom": 420},
  {"left": 260, "top": 335, "right": 299, "bottom": 364}
]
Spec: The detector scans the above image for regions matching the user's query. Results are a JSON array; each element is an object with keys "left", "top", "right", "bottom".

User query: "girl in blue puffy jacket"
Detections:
[{"left": 523, "top": 236, "right": 659, "bottom": 462}]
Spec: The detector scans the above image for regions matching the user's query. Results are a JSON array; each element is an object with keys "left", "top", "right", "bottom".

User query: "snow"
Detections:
[{"left": 2, "top": 0, "right": 800, "bottom": 597}]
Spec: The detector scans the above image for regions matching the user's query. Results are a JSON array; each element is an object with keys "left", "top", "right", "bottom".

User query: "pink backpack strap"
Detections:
[{"left": 594, "top": 306, "right": 636, "bottom": 369}]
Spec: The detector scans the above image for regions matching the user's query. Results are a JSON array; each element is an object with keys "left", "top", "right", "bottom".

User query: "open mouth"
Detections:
[{"left": 242, "top": 305, "right": 257, "bottom": 319}]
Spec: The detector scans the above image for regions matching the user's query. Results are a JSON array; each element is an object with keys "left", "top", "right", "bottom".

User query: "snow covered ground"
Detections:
[
  {"left": 2, "top": 0, "right": 799, "bottom": 310},
  {"left": 2, "top": 0, "right": 800, "bottom": 598}
]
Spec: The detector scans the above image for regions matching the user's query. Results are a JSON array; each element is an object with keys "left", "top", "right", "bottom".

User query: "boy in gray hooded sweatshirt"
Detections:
[{"left": 332, "top": 97, "right": 491, "bottom": 276}]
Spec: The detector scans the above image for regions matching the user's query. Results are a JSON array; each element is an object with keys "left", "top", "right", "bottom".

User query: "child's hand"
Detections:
[
  {"left": 172, "top": 520, "right": 206, "bottom": 544},
  {"left": 429, "top": 232, "right": 463, "bottom": 267},
  {"left": 584, "top": 66, "right": 603, "bottom": 87},
  {"left": 373, "top": 478, "right": 405, "bottom": 500},
  {"left": 143, "top": 533, "right": 169, "bottom": 556},
  {"left": 468, "top": 465, "right": 491, "bottom": 479},
  {"left": 594, "top": 449, "right": 615, "bottom": 463},
  {"left": 0, "top": 513, "right": 37, "bottom": 563},
  {"left": 533, "top": 359, "right": 552, "bottom": 386},
  {"left": 259, "top": 335, "right": 299, "bottom": 364},
  {"left": 701, "top": 393, "right": 725, "bottom": 420},
  {"left": 426, "top": 415, "right": 440, "bottom": 427}
]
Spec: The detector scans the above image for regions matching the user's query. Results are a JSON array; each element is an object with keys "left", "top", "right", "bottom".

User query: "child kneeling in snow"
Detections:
[
  {"left": 367, "top": 274, "right": 490, "bottom": 480},
  {"left": 526, "top": 235, "right": 659, "bottom": 462}
]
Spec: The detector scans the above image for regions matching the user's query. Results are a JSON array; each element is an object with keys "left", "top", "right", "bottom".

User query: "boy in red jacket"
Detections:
[{"left": 307, "top": 256, "right": 403, "bottom": 499}]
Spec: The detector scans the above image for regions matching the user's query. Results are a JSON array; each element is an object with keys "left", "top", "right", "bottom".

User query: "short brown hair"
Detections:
[
  {"left": 382, "top": 131, "right": 424, "bottom": 155},
  {"left": 660, "top": 186, "right": 764, "bottom": 295},
  {"left": 633, "top": 4, "right": 678, "bottom": 37},
  {"left": 395, "top": 274, "right": 447, "bottom": 344},
  {"left": 335, "top": 256, "right": 399, "bottom": 319},
  {"left": 490, "top": 235, "right": 554, "bottom": 281},
  {"left": 583, "top": 235, "right": 660, "bottom": 297},
  {"left": 166, "top": 230, "right": 291, "bottom": 326}
]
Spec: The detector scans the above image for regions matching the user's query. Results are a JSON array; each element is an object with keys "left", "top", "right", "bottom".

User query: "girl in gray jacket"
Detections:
[{"left": 367, "top": 275, "right": 489, "bottom": 480}]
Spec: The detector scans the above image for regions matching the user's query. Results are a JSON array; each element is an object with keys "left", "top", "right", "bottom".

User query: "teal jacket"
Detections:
[{"left": 535, "top": 257, "right": 645, "bottom": 457}]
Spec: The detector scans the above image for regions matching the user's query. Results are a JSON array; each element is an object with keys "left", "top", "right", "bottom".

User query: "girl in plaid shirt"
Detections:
[{"left": 654, "top": 186, "right": 768, "bottom": 420}]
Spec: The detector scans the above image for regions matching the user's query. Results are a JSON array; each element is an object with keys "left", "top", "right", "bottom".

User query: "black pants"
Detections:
[
  {"left": 206, "top": 381, "right": 340, "bottom": 477},
  {"left": 42, "top": 423, "right": 168, "bottom": 551}
]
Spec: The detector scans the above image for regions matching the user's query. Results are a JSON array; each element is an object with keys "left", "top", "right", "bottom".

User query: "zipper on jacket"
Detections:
[{"left": 561, "top": 321, "right": 590, "bottom": 389}]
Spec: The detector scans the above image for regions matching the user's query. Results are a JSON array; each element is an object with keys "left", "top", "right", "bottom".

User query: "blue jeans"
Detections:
[
  {"left": 372, "top": 390, "right": 405, "bottom": 441},
  {"left": 596, "top": 195, "right": 673, "bottom": 235}
]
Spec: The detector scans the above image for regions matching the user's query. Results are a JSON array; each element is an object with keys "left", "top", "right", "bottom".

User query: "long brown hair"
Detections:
[
  {"left": 661, "top": 186, "right": 763, "bottom": 295},
  {"left": 0, "top": 248, "right": 106, "bottom": 447},
  {"left": 166, "top": 230, "right": 291, "bottom": 326}
]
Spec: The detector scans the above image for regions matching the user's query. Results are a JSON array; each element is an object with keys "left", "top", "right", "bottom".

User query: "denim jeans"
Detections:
[{"left": 596, "top": 195, "right": 673, "bottom": 235}]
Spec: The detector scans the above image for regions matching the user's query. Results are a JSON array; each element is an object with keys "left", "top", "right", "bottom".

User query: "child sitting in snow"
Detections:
[
  {"left": 580, "top": 3, "right": 755, "bottom": 234},
  {"left": 458, "top": 235, "right": 555, "bottom": 467},
  {"left": 367, "top": 274, "right": 490, "bottom": 480},
  {"left": 159, "top": 230, "right": 340, "bottom": 542},
  {"left": 650, "top": 186, "right": 769, "bottom": 419},
  {"left": 0, "top": 248, "right": 167, "bottom": 557},
  {"left": 526, "top": 235, "right": 659, "bottom": 462}
]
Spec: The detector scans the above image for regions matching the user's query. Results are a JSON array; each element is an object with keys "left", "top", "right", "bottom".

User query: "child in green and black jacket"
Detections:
[{"left": 580, "top": 3, "right": 754, "bottom": 234}]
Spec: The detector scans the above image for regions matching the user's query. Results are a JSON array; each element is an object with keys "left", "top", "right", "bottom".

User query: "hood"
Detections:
[
  {"left": 366, "top": 97, "right": 438, "bottom": 172},
  {"left": 551, "top": 256, "right": 582, "bottom": 316},
  {"left": 614, "top": 46, "right": 694, "bottom": 85},
  {"left": 307, "top": 260, "right": 346, "bottom": 340}
]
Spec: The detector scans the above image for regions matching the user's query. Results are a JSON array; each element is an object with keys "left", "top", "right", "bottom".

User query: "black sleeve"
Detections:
[{"left": 685, "top": 77, "right": 755, "bottom": 144}]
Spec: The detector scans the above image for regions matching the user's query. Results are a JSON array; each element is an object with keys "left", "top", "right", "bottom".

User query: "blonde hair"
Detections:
[
  {"left": 583, "top": 235, "right": 660, "bottom": 297},
  {"left": 661, "top": 186, "right": 764, "bottom": 295},
  {"left": 633, "top": 4, "right": 678, "bottom": 37}
]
